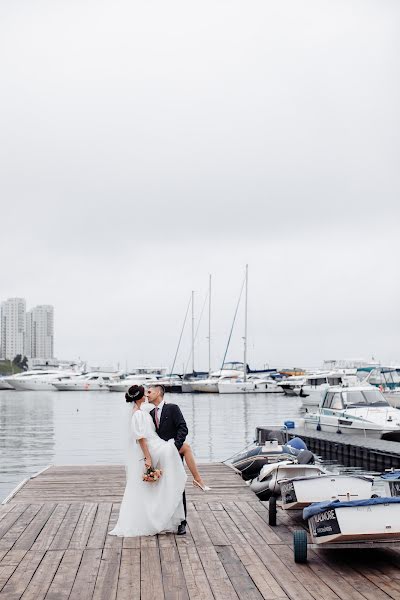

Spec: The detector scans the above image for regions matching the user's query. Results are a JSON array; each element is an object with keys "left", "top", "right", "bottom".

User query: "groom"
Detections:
[{"left": 146, "top": 384, "right": 188, "bottom": 535}]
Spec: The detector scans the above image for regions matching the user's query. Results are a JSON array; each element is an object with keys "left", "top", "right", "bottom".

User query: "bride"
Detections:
[{"left": 109, "top": 385, "right": 204, "bottom": 537}]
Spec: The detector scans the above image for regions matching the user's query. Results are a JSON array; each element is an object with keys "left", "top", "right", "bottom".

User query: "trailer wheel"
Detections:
[
  {"left": 268, "top": 496, "right": 277, "bottom": 526},
  {"left": 293, "top": 530, "right": 308, "bottom": 563}
]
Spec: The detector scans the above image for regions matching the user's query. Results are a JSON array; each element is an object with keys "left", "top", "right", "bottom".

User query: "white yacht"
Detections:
[
  {"left": 0, "top": 377, "right": 14, "bottom": 390},
  {"left": 279, "top": 375, "right": 307, "bottom": 396},
  {"left": 3, "top": 370, "right": 78, "bottom": 391},
  {"left": 300, "top": 371, "right": 361, "bottom": 409},
  {"left": 191, "top": 367, "right": 244, "bottom": 393},
  {"left": 107, "top": 373, "right": 158, "bottom": 392},
  {"left": 218, "top": 375, "right": 282, "bottom": 394},
  {"left": 304, "top": 386, "right": 400, "bottom": 439},
  {"left": 53, "top": 372, "right": 119, "bottom": 391}
]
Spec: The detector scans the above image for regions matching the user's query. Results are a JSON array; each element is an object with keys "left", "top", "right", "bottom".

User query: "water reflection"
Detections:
[
  {"left": 0, "top": 391, "right": 54, "bottom": 499},
  {"left": 0, "top": 390, "right": 383, "bottom": 501}
]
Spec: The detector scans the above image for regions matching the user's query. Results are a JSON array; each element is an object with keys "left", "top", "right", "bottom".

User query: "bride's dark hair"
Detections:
[{"left": 125, "top": 385, "right": 145, "bottom": 403}]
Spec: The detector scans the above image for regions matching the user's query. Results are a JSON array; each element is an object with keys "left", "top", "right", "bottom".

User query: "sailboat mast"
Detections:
[
  {"left": 208, "top": 274, "right": 212, "bottom": 377},
  {"left": 243, "top": 264, "right": 248, "bottom": 382},
  {"left": 191, "top": 290, "right": 195, "bottom": 375}
]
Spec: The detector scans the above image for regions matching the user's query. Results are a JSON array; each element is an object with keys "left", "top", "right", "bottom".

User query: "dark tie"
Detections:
[{"left": 155, "top": 408, "right": 160, "bottom": 429}]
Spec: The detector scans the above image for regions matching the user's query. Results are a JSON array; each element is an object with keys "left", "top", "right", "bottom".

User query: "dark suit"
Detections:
[{"left": 150, "top": 402, "right": 188, "bottom": 524}]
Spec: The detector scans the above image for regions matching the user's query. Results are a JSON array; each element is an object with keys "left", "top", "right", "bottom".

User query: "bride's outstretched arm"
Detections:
[{"left": 138, "top": 438, "right": 152, "bottom": 468}]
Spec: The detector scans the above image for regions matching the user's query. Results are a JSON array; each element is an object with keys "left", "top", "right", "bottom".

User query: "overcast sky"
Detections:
[{"left": 1, "top": 0, "right": 399, "bottom": 370}]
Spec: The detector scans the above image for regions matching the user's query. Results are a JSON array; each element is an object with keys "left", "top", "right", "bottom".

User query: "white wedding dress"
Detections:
[{"left": 109, "top": 404, "right": 187, "bottom": 536}]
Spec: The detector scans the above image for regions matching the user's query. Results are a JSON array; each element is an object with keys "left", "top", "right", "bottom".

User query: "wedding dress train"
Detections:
[{"left": 109, "top": 406, "right": 187, "bottom": 536}]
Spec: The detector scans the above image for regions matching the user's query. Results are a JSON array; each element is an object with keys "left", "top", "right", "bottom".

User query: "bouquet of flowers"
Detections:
[{"left": 142, "top": 466, "right": 162, "bottom": 483}]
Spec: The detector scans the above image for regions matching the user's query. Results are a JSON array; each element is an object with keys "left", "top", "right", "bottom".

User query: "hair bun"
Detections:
[{"left": 125, "top": 384, "right": 145, "bottom": 403}]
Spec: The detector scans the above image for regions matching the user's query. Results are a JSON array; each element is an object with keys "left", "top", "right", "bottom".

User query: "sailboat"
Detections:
[{"left": 218, "top": 266, "right": 281, "bottom": 394}]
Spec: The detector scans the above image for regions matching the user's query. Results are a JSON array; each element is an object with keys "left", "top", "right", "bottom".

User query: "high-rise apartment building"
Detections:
[
  {"left": 25, "top": 305, "right": 54, "bottom": 359},
  {"left": 0, "top": 298, "right": 26, "bottom": 360}
]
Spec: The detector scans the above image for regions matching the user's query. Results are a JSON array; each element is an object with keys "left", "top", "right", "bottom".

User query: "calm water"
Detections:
[{"left": 0, "top": 390, "right": 381, "bottom": 501}]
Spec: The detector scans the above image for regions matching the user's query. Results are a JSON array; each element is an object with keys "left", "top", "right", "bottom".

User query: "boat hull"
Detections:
[
  {"left": 191, "top": 382, "right": 219, "bottom": 393},
  {"left": 282, "top": 475, "right": 373, "bottom": 510},
  {"left": 308, "top": 502, "right": 400, "bottom": 544},
  {"left": 250, "top": 463, "right": 324, "bottom": 501},
  {"left": 7, "top": 380, "right": 58, "bottom": 391},
  {"left": 53, "top": 383, "right": 110, "bottom": 391},
  {"left": 218, "top": 381, "right": 281, "bottom": 394},
  {"left": 304, "top": 415, "right": 400, "bottom": 440}
]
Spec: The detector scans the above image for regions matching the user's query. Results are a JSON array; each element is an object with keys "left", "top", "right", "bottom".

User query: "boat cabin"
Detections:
[{"left": 321, "top": 387, "right": 389, "bottom": 410}]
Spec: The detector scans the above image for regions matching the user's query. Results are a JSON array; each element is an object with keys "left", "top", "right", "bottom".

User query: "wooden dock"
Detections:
[
  {"left": 256, "top": 426, "right": 400, "bottom": 470},
  {"left": 2, "top": 464, "right": 400, "bottom": 599}
]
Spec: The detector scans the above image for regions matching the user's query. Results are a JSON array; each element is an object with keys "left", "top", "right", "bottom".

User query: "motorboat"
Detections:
[
  {"left": 300, "top": 371, "right": 361, "bottom": 410},
  {"left": 304, "top": 385, "right": 400, "bottom": 440},
  {"left": 4, "top": 370, "right": 81, "bottom": 391},
  {"left": 294, "top": 497, "right": 400, "bottom": 563},
  {"left": 53, "top": 372, "right": 119, "bottom": 391},
  {"left": 190, "top": 365, "right": 244, "bottom": 393},
  {"left": 3, "top": 369, "right": 79, "bottom": 391},
  {"left": 250, "top": 460, "right": 324, "bottom": 501},
  {"left": 231, "top": 437, "right": 311, "bottom": 481},
  {"left": 107, "top": 373, "right": 158, "bottom": 392},
  {"left": 218, "top": 375, "right": 282, "bottom": 394},
  {"left": 180, "top": 372, "right": 210, "bottom": 393},
  {"left": 0, "top": 377, "right": 14, "bottom": 390},
  {"left": 305, "top": 497, "right": 400, "bottom": 544},
  {"left": 281, "top": 474, "right": 374, "bottom": 510},
  {"left": 279, "top": 376, "right": 307, "bottom": 396}
]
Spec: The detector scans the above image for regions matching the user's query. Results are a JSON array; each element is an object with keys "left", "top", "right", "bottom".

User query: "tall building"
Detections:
[
  {"left": 25, "top": 305, "right": 54, "bottom": 359},
  {"left": 0, "top": 298, "right": 26, "bottom": 360}
]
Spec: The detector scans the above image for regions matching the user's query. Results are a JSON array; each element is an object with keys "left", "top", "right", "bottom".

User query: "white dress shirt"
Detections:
[{"left": 156, "top": 400, "right": 165, "bottom": 425}]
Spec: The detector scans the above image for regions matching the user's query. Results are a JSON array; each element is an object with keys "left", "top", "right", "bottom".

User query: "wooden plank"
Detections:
[
  {"left": 211, "top": 507, "right": 247, "bottom": 546},
  {"left": 20, "top": 550, "right": 64, "bottom": 600},
  {"left": 92, "top": 548, "right": 122, "bottom": 600},
  {"left": 252, "top": 545, "right": 316, "bottom": 600},
  {"left": 31, "top": 504, "right": 70, "bottom": 551},
  {"left": 86, "top": 504, "right": 112, "bottom": 550},
  {"left": 221, "top": 502, "right": 269, "bottom": 547},
  {"left": 196, "top": 545, "right": 239, "bottom": 600},
  {"left": 216, "top": 545, "right": 264, "bottom": 600},
  {"left": 160, "top": 543, "right": 189, "bottom": 600},
  {"left": 194, "top": 508, "right": 230, "bottom": 546},
  {"left": 13, "top": 504, "right": 57, "bottom": 551},
  {"left": 176, "top": 544, "right": 214, "bottom": 600},
  {"left": 0, "top": 550, "right": 45, "bottom": 600},
  {"left": 68, "top": 503, "right": 97, "bottom": 550},
  {"left": 104, "top": 503, "right": 123, "bottom": 550},
  {"left": 0, "top": 504, "right": 30, "bottom": 541},
  {"left": 122, "top": 536, "right": 141, "bottom": 549},
  {"left": 0, "top": 504, "right": 16, "bottom": 523},
  {"left": 271, "top": 545, "right": 341, "bottom": 600},
  {"left": 140, "top": 547, "right": 164, "bottom": 600},
  {"left": 186, "top": 506, "right": 213, "bottom": 547},
  {"left": 68, "top": 548, "right": 102, "bottom": 600},
  {"left": 45, "top": 548, "right": 84, "bottom": 600},
  {"left": 0, "top": 563, "right": 17, "bottom": 593},
  {"left": 235, "top": 502, "right": 282, "bottom": 545},
  {"left": 116, "top": 548, "right": 140, "bottom": 600},
  {"left": 307, "top": 548, "right": 395, "bottom": 600},
  {"left": 232, "top": 544, "right": 288, "bottom": 600},
  {"left": 0, "top": 505, "right": 43, "bottom": 552},
  {"left": 49, "top": 503, "right": 83, "bottom": 551}
]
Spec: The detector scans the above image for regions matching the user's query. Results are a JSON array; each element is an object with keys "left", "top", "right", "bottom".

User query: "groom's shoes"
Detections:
[{"left": 177, "top": 523, "right": 186, "bottom": 536}]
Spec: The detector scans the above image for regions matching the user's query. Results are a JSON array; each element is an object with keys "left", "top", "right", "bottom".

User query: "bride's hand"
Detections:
[{"left": 144, "top": 456, "right": 152, "bottom": 469}]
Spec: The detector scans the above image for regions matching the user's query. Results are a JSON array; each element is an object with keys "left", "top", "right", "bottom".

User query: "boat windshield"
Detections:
[{"left": 342, "top": 389, "right": 389, "bottom": 407}]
